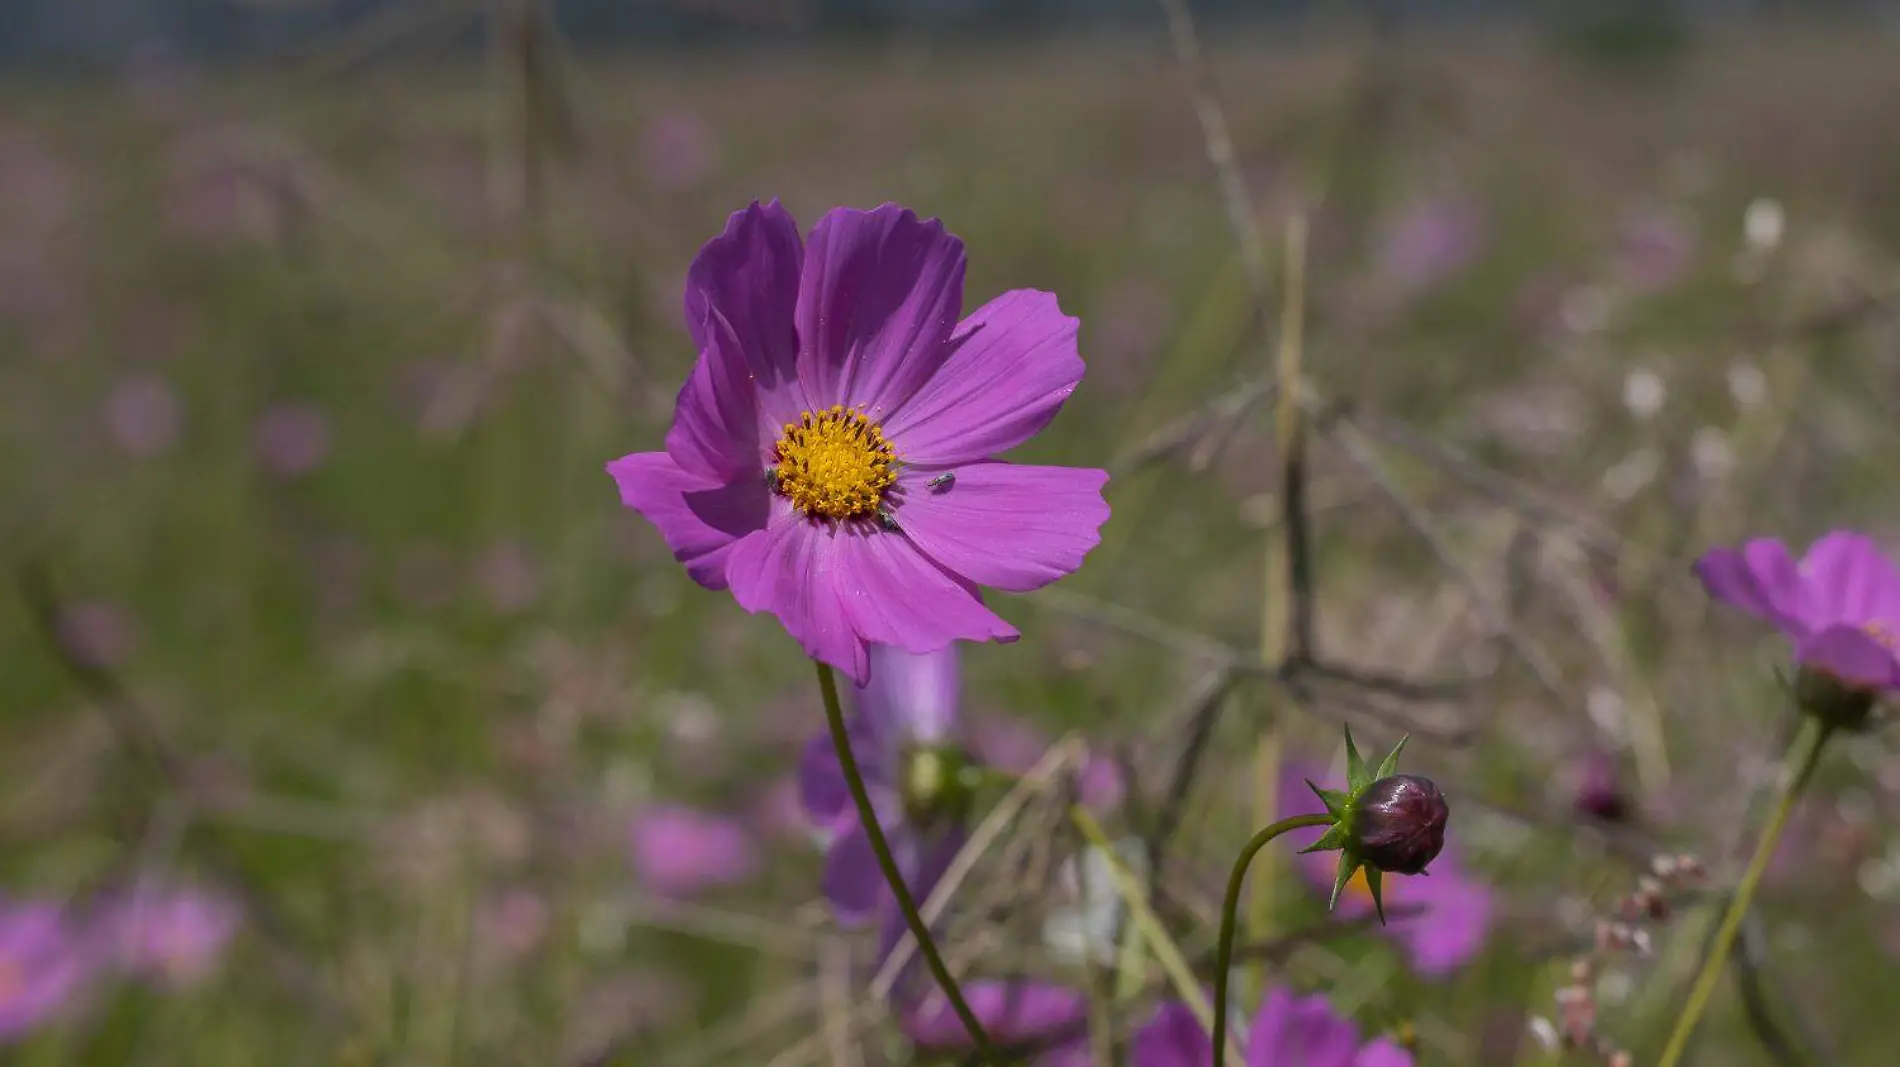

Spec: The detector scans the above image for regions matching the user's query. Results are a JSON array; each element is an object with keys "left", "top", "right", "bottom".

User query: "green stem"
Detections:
[
  {"left": 814, "top": 661, "right": 1001, "bottom": 1066},
  {"left": 1654, "top": 716, "right": 1832, "bottom": 1067},
  {"left": 1212, "top": 814, "right": 1335, "bottom": 1067}
]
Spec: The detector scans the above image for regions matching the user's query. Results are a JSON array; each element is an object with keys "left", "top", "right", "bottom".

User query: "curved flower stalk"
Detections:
[{"left": 1211, "top": 727, "right": 1448, "bottom": 1067}]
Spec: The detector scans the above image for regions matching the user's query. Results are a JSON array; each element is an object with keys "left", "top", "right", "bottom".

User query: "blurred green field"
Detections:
[{"left": 4, "top": 20, "right": 1900, "bottom": 1066}]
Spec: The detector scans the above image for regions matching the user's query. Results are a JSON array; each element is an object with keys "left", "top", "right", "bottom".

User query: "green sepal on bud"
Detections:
[
  {"left": 900, "top": 744, "right": 977, "bottom": 830},
  {"left": 1297, "top": 726, "right": 1446, "bottom": 925}
]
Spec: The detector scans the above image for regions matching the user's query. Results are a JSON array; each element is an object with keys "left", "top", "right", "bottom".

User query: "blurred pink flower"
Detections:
[
  {"left": 165, "top": 135, "right": 283, "bottom": 245},
  {"left": 104, "top": 375, "right": 183, "bottom": 458},
  {"left": 477, "top": 541, "right": 542, "bottom": 614},
  {"left": 252, "top": 402, "right": 330, "bottom": 478},
  {"left": 478, "top": 888, "right": 550, "bottom": 961},
  {"left": 971, "top": 714, "right": 1123, "bottom": 810},
  {"left": 100, "top": 883, "right": 241, "bottom": 988},
  {"left": 1614, "top": 208, "right": 1694, "bottom": 293},
  {"left": 55, "top": 601, "right": 139, "bottom": 669},
  {"left": 628, "top": 804, "right": 759, "bottom": 898},
  {"left": 1377, "top": 196, "right": 1486, "bottom": 295},
  {"left": 638, "top": 111, "right": 718, "bottom": 190},
  {"left": 0, "top": 899, "right": 88, "bottom": 1043}
]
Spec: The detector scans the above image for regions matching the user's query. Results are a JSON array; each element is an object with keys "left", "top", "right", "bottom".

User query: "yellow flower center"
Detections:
[{"left": 771, "top": 406, "right": 899, "bottom": 520}]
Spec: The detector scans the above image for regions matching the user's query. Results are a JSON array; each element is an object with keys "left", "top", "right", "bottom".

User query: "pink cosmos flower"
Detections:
[
  {"left": 1693, "top": 531, "right": 1900, "bottom": 688},
  {"left": 104, "top": 375, "right": 183, "bottom": 459},
  {"left": 252, "top": 402, "right": 331, "bottom": 478},
  {"left": 902, "top": 979, "right": 1087, "bottom": 1054},
  {"left": 99, "top": 883, "right": 241, "bottom": 988},
  {"left": 1123, "top": 989, "right": 1411, "bottom": 1067},
  {"left": 627, "top": 804, "right": 760, "bottom": 899},
  {"left": 607, "top": 201, "right": 1110, "bottom": 683},
  {"left": 1281, "top": 766, "right": 1492, "bottom": 977},
  {"left": 0, "top": 899, "right": 87, "bottom": 1043}
]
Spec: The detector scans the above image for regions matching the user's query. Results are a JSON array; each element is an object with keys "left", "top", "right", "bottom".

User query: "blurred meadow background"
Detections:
[{"left": 5, "top": 1, "right": 1900, "bottom": 1064}]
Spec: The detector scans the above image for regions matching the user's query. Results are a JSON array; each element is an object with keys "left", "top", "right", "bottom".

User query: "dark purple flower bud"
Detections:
[
  {"left": 1352, "top": 774, "right": 1448, "bottom": 875},
  {"left": 1572, "top": 750, "right": 1631, "bottom": 824}
]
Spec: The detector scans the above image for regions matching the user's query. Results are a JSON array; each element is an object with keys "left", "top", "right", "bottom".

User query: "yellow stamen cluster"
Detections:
[{"left": 771, "top": 405, "right": 898, "bottom": 520}]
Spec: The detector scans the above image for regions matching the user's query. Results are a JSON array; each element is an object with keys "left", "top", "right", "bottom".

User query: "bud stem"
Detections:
[
  {"left": 1654, "top": 715, "right": 1833, "bottom": 1067},
  {"left": 814, "top": 661, "right": 1002, "bottom": 1067},
  {"left": 1211, "top": 813, "right": 1335, "bottom": 1067}
]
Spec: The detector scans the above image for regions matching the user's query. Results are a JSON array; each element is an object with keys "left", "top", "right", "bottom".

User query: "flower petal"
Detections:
[
  {"left": 684, "top": 200, "right": 808, "bottom": 428},
  {"left": 820, "top": 820, "right": 883, "bottom": 925},
  {"left": 833, "top": 527, "right": 1020, "bottom": 659},
  {"left": 1130, "top": 1000, "right": 1210, "bottom": 1067},
  {"left": 1248, "top": 988, "right": 1362, "bottom": 1067},
  {"left": 606, "top": 452, "right": 770, "bottom": 590},
  {"left": 1356, "top": 1037, "right": 1416, "bottom": 1067},
  {"left": 724, "top": 502, "right": 867, "bottom": 680},
  {"left": 666, "top": 307, "right": 763, "bottom": 479},
  {"left": 1796, "top": 623, "right": 1899, "bottom": 688},
  {"left": 885, "top": 289, "right": 1084, "bottom": 465},
  {"left": 795, "top": 205, "right": 965, "bottom": 417},
  {"left": 1693, "top": 538, "right": 1811, "bottom": 635},
  {"left": 855, "top": 644, "right": 962, "bottom": 747},
  {"left": 1386, "top": 848, "right": 1493, "bottom": 977},
  {"left": 893, "top": 463, "right": 1109, "bottom": 593},
  {"left": 901, "top": 980, "right": 1088, "bottom": 1051},
  {"left": 1799, "top": 531, "right": 1900, "bottom": 626}
]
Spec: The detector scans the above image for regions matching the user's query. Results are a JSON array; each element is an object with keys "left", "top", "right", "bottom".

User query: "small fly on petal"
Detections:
[
  {"left": 927, "top": 472, "right": 956, "bottom": 492},
  {"left": 877, "top": 506, "right": 903, "bottom": 533}
]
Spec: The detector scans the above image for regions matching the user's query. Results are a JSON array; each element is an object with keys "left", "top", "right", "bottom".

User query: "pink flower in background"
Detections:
[
  {"left": 1694, "top": 530, "right": 1900, "bottom": 689},
  {"left": 639, "top": 110, "right": 719, "bottom": 189},
  {"left": 607, "top": 201, "right": 1110, "bottom": 682},
  {"left": 1281, "top": 765, "right": 1492, "bottom": 977},
  {"left": 165, "top": 135, "right": 283, "bottom": 245},
  {"left": 252, "top": 403, "right": 330, "bottom": 478},
  {"left": 1124, "top": 989, "right": 1411, "bottom": 1067},
  {"left": 55, "top": 601, "right": 139, "bottom": 669},
  {"left": 1377, "top": 196, "right": 1486, "bottom": 295},
  {"left": 476, "top": 541, "right": 542, "bottom": 614},
  {"left": 0, "top": 899, "right": 88, "bottom": 1043},
  {"left": 105, "top": 375, "right": 183, "bottom": 458},
  {"left": 628, "top": 804, "right": 759, "bottom": 899},
  {"left": 477, "top": 888, "right": 550, "bottom": 961},
  {"left": 101, "top": 883, "right": 241, "bottom": 988},
  {"left": 971, "top": 715, "right": 1123, "bottom": 810},
  {"left": 901, "top": 979, "right": 1087, "bottom": 1053},
  {"left": 1614, "top": 208, "right": 1694, "bottom": 293}
]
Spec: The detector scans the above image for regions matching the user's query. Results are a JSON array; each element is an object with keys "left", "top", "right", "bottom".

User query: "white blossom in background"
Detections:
[
  {"left": 1691, "top": 426, "right": 1735, "bottom": 480},
  {"left": 1744, "top": 197, "right": 1785, "bottom": 253},
  {"left": 1726, "top": 360, "right": 1767, "bottom": 410},
  {"left": 1603, "top": 448, "right": 1661, "bottom": 501},
  {"left": 1586, "top": 684, "right": 1628, "bottom": 743},
  {"left": 1042, "top": 836, "right": 1149, "bottom": 965},
  {"left": 1621, "top": 369, "right": 1667, "bottom": 421}
]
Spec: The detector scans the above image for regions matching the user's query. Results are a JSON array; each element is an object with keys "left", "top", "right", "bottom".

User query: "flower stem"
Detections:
[
  {"left": 1654, "top": 715, "right": 1832, "bottom": 1067},
  {"left": 1212, "top": 813, "right": 1335, "bottom": 1067},
  {"left": 814, "top": 661, "right": 1001, "bottom": 1067}
]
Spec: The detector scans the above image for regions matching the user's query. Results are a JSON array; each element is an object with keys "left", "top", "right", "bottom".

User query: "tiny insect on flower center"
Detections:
[{"left": 771, "top": 405, "right": 899, "bottom": 520}]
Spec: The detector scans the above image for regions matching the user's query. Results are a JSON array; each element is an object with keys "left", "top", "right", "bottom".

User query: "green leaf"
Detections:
[
  {"left": 1327, "top": 850, "right": 1360, "bottom": 912},
  {"left": 1375, "top": 735, "right": 1411, "bottom": 780},
  {"left": 1343, "top": 725, "right": 1371, "bottom": 794},
  {"left": 1365, "top": 868, "right": 1387, "bottom": 925},
  {"left": 1306, "top": 780, "right": 1351, "bottom": 819},
  {"left": 1298, "top": 824, "right": 1350, "bottom": 855}
]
